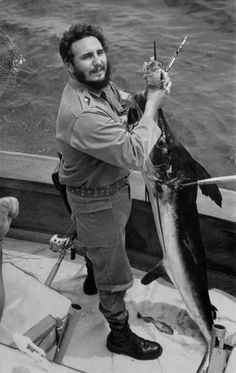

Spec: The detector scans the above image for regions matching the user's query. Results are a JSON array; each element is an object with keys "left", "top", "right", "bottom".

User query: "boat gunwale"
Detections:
[{"left": 0, "top": 150, "right": 235, "bottom": 223}]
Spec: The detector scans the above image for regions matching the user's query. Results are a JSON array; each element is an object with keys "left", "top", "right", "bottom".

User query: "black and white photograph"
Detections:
[{"left": 0, "top": 1, "right": 235, "bottom": 372}]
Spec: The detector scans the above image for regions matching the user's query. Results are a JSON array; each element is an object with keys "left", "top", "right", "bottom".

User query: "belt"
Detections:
[{"left": 67, "top": 177, "right": 128, "bottom": 198}]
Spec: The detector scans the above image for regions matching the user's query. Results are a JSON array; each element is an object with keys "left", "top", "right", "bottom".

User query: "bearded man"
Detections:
[{"left": 56, "top": 23, "right": 171, "bottom": 360}]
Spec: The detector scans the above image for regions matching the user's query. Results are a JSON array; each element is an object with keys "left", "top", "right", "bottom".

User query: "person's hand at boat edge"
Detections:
[{"left": 0, "top": 197, "right": 19, "bottom": 241}]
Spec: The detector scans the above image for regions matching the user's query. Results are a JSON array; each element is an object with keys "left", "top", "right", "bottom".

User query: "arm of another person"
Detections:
[{"left": 0, "top": 197, "right": 19, "bottom": 321}]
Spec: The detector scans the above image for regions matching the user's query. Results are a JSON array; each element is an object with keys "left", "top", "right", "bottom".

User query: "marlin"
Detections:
[{"left": 140, "top": 108, "right": 222, "bottom": 372}]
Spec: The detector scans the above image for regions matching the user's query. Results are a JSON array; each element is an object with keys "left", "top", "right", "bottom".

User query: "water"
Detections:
[{"left": 0, "top": 0, "right": 235, "bottom": 190}]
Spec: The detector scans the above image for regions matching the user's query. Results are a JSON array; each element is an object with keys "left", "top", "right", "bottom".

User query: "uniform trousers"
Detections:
[{"left": 67, "top": 183, "right": 134, "bottom": 324}]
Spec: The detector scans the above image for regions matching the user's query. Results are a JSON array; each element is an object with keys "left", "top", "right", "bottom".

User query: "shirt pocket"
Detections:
[{"left": 72, "top": 198, "right": 118, "bottom": 248}]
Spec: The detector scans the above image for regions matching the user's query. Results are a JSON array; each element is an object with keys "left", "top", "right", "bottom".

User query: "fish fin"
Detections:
[
  {"left": 199, "top": 183, "right": 222, "bottom": 208},
  {"left": 141, "top": 260, "right": 169, "bottom": 285},
  {"left": 194, "top": 161, "right": 222, "bottom": 207}
]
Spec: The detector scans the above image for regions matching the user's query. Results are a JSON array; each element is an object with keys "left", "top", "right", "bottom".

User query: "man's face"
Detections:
[{"left": 69, "top": 36, "right": 110, "bottom": 89}]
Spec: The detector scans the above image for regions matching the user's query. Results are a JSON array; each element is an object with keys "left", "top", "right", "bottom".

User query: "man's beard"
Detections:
[{"left": 73, "top": 62, "right": 111, "bottom": 90}]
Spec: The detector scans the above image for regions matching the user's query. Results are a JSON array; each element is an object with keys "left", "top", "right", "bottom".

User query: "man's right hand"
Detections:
[
  {"left": 147, "top": 76, "right": 171, "bottom": 105},
  {"left": 143, "top": 57, "right": 172, "bottom": 116}
]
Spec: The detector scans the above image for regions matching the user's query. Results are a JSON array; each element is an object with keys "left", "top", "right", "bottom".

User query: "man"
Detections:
[{"left": 56, "top": 23, "right": 171, "bottom": 360}]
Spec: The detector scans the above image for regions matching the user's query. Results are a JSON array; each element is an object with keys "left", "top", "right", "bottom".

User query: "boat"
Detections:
[
  {"left": 0, "top": 150, "right": 235, "bottom": 295},
  {"left": 0, "top": 150, "right": 235, "bottom": 372}
]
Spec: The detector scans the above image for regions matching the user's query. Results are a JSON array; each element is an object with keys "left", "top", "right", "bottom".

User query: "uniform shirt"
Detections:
[{"left": 56, "top": 76, "right": 159, "bottom": 187}]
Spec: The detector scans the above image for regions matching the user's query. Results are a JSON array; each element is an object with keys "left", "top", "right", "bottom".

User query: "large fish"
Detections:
[{"left": 140, "top": 108, "right": 222, "bottom": 373}]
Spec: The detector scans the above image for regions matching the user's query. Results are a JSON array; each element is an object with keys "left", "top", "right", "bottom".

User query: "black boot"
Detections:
[
  {"left": 107, "top": 321, "right": 163, "bottom": 360},
  {"left": 83, "top": 257, "right": 97, "bottom": 295}
]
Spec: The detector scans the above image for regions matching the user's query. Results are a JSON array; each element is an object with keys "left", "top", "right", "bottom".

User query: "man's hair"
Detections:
[{"left": 59, "top": 24, "right": 108, "bottom": 64}]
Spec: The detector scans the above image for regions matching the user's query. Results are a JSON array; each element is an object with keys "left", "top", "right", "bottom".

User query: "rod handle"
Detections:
[{"left": 53, "top": 303, "right": 82, "bottom": 364}]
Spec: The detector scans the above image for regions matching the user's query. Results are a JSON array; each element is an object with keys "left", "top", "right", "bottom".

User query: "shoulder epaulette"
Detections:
[{"left": 70, "top": 89, "right": 95, "bottom": 117}]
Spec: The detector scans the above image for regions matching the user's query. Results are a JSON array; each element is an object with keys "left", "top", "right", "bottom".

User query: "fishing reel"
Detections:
[{"left": 49, "top": 234, "right": 76, "bottom": 260}]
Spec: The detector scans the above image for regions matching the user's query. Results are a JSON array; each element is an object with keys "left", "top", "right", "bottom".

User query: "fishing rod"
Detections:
[
  {"left": 182, "top": 175, "right": 236, "bottom": 188},
  {"left": 165, "top": 35, "right": 188, "bottom": 72},
  {"left": 152, "top": 35, "right": 188, "bottom": 70},
  {"left": 151, "top": 35, "right": 188, "bottom": 91}
]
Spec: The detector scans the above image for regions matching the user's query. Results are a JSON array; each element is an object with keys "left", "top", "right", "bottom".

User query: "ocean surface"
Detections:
[{"left": 0, "top": 0, "right": 235, "bottom": 191}]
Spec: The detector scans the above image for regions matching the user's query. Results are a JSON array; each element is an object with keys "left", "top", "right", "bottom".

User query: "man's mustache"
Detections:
[{"left": 90, "top": 65, "right": 105, "bottom": 73}]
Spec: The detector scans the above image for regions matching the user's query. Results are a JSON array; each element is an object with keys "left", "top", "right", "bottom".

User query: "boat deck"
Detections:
[{"left": 1, "top": 237, "right": 236, "bottom": 373}]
